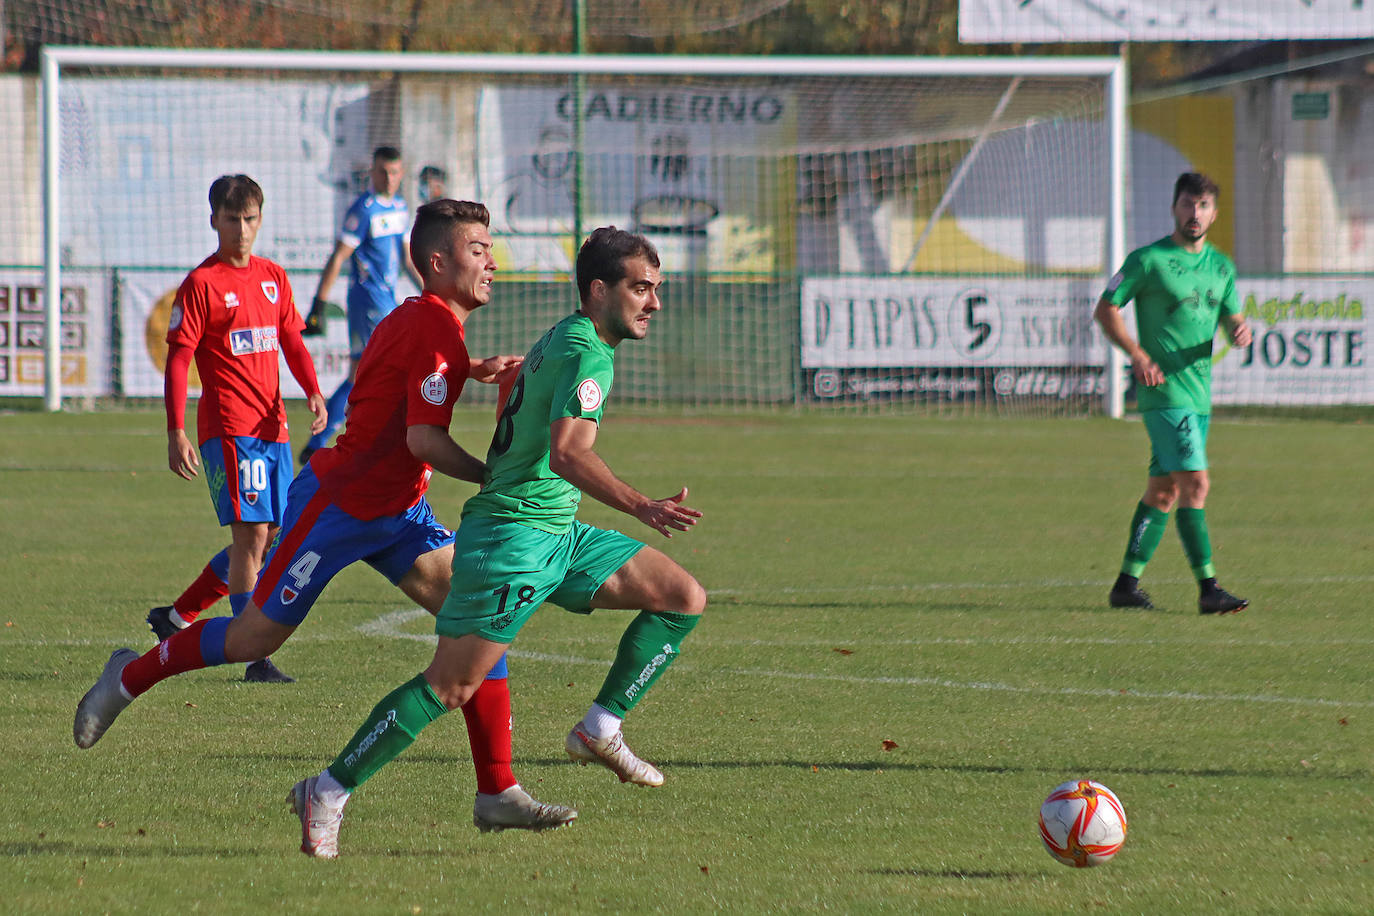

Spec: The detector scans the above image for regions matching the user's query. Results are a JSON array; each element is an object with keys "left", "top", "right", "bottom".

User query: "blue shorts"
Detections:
[
  {"left": 252, "top": 466, "right": 454, "bottom": 627},
  {"left": 346, "top": 287, "right": 399, "bottom": 358},
  {"left": 201, "top": 437, "right": 292, "bottom": 526}
]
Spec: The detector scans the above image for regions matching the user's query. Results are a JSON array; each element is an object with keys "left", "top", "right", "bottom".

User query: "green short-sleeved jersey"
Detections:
[
  {"left": 1104, "top": 236, "right": 1239, "bottom": 413},
  {"left": 462, "top": 313, "right": 615, "bottom": 534}
]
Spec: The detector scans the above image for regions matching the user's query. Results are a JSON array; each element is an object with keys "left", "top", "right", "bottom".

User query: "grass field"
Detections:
[{"left": 2, "top": 406, "right": 1371, "bottom": 914}]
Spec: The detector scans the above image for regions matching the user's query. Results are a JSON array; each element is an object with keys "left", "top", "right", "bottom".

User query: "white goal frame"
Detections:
[{"left": 40, "top": 47, "right": 1129, "bottom": 413}]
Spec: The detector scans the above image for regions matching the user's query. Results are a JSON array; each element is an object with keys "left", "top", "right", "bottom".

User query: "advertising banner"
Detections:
[
  {"left": 800, "top": 276, "right": 1107, "bottom": 402},
  {"left": 118, "top": 271, "right": 351, "bottom": 400},
  {"left": 801, "top": 277, "right": 1104, "bottom": 369},
  {"left": 959, "top": 0, "right": 1374, "bottom": 43},
  {"left": 1212, "top": 278, "right": 1370, "bottom": 405},
  {"left": 476, "top": 85, "right": 793, "bottom": 274},
  {"left": 0, "top": 269, "right": 110, "bottom": 397}
]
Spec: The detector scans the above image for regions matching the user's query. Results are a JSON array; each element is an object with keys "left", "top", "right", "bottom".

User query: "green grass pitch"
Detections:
[{"left": 1, "top": 406, "right": 1370, "bottom": 913}]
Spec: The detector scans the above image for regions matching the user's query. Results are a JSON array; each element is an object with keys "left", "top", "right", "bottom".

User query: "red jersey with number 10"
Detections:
[
  {"left": 309, "top": 292, "right": 472, "bottom": 520},
  {"left": 166, "top": 254, "right": 303, "bottom": 445}
]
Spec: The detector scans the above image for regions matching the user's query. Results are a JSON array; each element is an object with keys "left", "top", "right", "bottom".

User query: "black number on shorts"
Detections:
[
  {"left": 492, "top": 583, "right": 538, "bottom": 617},
  {"left": 490, "top": 375, "right": 526, "bottom": 457}
]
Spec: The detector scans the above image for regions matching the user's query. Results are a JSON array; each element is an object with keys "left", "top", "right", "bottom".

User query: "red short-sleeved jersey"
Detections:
[
  {"left": 309, "top": 292, "right": 471, "bottom": 520},
  {"left": 167, "top": 254, "right": 304, "bottom": 445}
]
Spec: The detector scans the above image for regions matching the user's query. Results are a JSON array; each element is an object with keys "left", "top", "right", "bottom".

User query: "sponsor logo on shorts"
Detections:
[
  {"left": 260, "top": 281, "right": 279, "bottom": 304},
  {"left": 577, "top": 378, "right": 603, "bottom": 411},
  {"left": 343, "top": 709, "right": 397, "bottom": 768},
  {"left": 421, "top": 372, "right": 448, "bottom": 405},
  {"left": 624, "top": 643, "right": 675, "bottom": 702}
]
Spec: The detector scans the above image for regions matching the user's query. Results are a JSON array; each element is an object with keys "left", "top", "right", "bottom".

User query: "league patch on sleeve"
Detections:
[
  {"left": 576, "top": 378, "right": 603, "bottom": 411},
  {"left": 168, "top": 305, "right": 183, "bottom": 331},
  {"left": 343, "top": 213, "right": 360, "bottom": 233},
  {"left": 1105, "top": 271, "right": 1124, "bottom": 294},
  {"left": 421, "top": 372, "right": 448, "bottom": 405}
]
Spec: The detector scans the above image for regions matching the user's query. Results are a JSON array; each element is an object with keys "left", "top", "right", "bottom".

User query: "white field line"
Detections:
[
  {"left": 347, "top": 610, "right": 1374, "bottom": 710},
  {"left": 710, "top": 574, "right": 1374, "bottom": 597}
]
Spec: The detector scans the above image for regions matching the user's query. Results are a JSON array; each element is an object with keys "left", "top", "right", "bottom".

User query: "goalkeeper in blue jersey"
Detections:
[{"left": 300, "top": 146, "right": 423, "bottom": 463}]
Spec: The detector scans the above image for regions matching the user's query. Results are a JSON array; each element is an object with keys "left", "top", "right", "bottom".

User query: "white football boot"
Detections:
[
  {"left": 73, "top": 648, "right": 138, "bottom": 749},
  {"left": 473, "top": 785, "right": 577, "bottom": 833},
  {"left": 565, "top": 724, "right": 664, "bottom": 787}
]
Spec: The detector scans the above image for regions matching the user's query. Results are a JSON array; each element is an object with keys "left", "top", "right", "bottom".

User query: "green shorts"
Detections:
[
  {"left": 436, "top": 515, "right": 645, "bottom": 643},
  {"left": 1142, "top": 408, "right": 1210, "bottom": 476}
]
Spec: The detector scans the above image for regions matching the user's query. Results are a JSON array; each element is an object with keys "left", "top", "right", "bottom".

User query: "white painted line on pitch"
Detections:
[
  {"left": 710, "top": 573, "right": 1374, "bottom": 597},
  {"left": 352, "top": 609, "right": 1374, "bottom": 710}
]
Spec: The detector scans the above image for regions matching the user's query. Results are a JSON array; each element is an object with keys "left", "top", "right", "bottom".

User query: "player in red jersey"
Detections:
[
  {"left": 75, "top": 200, "right": 575, "bottom": 851},
  {"left": 154, "top": 174, "right": 327, "bottom": 683}
]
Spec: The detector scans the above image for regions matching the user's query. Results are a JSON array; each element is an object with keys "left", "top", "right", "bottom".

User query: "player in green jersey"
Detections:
[
  {"left": 1094, "top": 172, "right": 1253, "bottom": 614},
  {"left": 290, "top": 227, "right": 706, "bottom": 845}
]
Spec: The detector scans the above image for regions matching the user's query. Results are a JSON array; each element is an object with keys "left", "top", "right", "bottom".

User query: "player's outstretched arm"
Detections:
[
  {"left": 406, "top": 424, "right": 486, "bottom": 485},
  {"left": 469, "top": 355, "right": 524, "bottom": 385},
  {"left": 549, "top": 417, "right": 702, "bottom": 538},
  {"left": 1093, "top": 298, "right": 1164, "bottom": 387}
]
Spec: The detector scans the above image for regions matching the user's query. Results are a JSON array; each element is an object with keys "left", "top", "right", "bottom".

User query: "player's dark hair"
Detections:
[
  {"left": 1173, "top": 172, "right": 1220, "bottom": 204},
  {"left": 373, "top": 146, "right": 403, "bottom": 163},
  {"left": 208, "top": 174, "right": 263, "bottom": 215},
  {"left": 419, "top": 165, "right": 447, "bottom": 184},
  {"left": 576, "top": 227, "right": 660, "bottom": 305},
  {"left": 411, "top": 199, "right": 490, "bottom": 278}
]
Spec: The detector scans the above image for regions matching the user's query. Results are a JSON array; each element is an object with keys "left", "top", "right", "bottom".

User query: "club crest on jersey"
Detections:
[
  {"left": 577, "top": 378, "right": 603, "bottom": 411},
  {"left": 260, "top": 281, "right": 279, "bottom": 304},
  {"left": 420, "top": 372, "right": 448, "bottom": 405},
  {"left": 224, "top": 291, "right": 240, "bottom": 309}
]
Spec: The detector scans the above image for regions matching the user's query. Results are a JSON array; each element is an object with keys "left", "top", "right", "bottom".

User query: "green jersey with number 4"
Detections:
[
  {"left": 1104, "top": 236, "right": 1239, "bottom": 413},
  {"left": 463, "top": 313, "right": 615, "bottom": 534}
]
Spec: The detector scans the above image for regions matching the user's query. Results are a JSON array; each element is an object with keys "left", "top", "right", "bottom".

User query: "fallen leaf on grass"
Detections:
[{"left": 881, "top": 739, "right": 899, "bottom": 751}]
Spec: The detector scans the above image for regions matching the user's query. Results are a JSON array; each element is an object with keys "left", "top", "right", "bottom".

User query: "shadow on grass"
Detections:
[
  {"left": 2, "top": 840, "right": 246, "bottom": 858},
  {"left": 501, "top": 755, "right": 1370, "bottom": 782},
  {"left": 868, "top": 867, "right": 1031, "bottom": 880}
]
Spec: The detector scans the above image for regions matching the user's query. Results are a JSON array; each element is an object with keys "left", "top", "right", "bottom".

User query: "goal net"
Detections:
[{"left": 31, "top": 50, "right": 1127, "bottom": 414}]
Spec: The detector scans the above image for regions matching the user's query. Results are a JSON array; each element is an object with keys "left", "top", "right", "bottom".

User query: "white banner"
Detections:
[
  {"left": 476, "top": 85, "right": 794, "bottom": 273},
  {"left": 1213, "top": 278, "right": 1371, "bottom": 405},
  {"left": 959, "top": 0, "right": 1374, "bottom": 42},
  {"left": 801, "top": 277, "right": 1104, "bottom": 369},
  {"left": 0, "top": 269, "right": 110, "bottom": 396},
  {"left": 118, "top": 270, "right": 351, "bottom": 400}
]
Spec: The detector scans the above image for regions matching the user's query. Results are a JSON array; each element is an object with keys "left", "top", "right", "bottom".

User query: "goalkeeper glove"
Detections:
[{"left": 303, "top": 297, "right": 328, "bottom": 337}]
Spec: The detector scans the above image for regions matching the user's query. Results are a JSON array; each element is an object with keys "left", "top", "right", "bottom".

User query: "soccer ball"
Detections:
[{"left": 1038, "top": 779, "right": 1127, "bottom": 867}]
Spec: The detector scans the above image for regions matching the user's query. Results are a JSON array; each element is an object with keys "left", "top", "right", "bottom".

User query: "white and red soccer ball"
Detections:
[{"left": 1038, "top": 779, "right": 1128, "bottom": 867}]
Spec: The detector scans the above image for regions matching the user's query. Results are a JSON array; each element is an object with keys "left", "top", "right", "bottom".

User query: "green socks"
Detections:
[
  {"left": 328, "top": 674, "right": 448, "bottom": 790},
  {"left": 1121, "top": 501, "right": 1169, "bottom": 578},
  {"left": 594, "top": 611, "right": 699, "bottom": 717},
  {"left": 1175, "top": 507, "right": 1216, "bottom": 581}
]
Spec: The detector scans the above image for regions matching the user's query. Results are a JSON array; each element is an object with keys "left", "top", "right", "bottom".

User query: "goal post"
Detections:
[{"left": 38, "top": 47, "right": 1128, "bottom": 414}]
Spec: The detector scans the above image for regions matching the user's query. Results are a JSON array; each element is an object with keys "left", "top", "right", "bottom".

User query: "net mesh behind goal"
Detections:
[{"left": 36, "top": 55, "right": 1121, "bottom": 413}]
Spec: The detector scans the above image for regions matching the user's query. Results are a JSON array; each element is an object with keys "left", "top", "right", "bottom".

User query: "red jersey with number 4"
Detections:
[
  {"left": 167, "top": 254, "right": 303, "bottom": 445},
  {"left": 310, "top": 292, "right": 471, "bottom": 520}
]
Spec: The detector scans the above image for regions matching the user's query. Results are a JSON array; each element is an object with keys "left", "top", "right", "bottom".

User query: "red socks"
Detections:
[
  {"left": 172, "top": 562, "right": 231, "bottom": 623},
  {"left": 120, "top": 620, "right": 211, "bottom": 698},
  {"left": 460, "top": 678, "right": 517, "bottom": 795}
]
